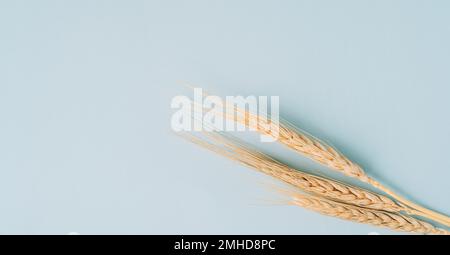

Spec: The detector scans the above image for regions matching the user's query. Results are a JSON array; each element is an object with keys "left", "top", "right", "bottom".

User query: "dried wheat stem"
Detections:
[
  {"left": 366, "top": 178, "right": 450, "bottom": 227},
  {"left": 289, "top": 192, "right": 449, "bottom": 235}
]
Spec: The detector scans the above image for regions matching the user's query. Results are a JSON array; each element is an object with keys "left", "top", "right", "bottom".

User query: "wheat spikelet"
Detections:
[
  {"left": 202, "top": 103, "right": 368, "bottom": 179},
  {"left": 181, "top": 131, "right": 414, "bottom": 214},
  {"left": 219, "top": 106, "right": 450, "bottom": 227},
  {"left": 288, "top": 192, "right": 449, "bottom": 235},
  {"left": 227, "top": 108, "right": 370, "bottom": 180},
  {"left": 181, "top": 130, "right": 448, "bottom": 233}
]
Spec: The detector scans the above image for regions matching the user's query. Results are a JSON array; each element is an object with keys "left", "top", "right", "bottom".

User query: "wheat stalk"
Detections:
[
  {"left": 180, "top": 131, "right": 423, "bottom": 217},
  {"left": 182, "top": 130, "right": 447, "bottom": 234},
  {"left": 288, "top": 192, "right": 449, "bottom": 235},
  {"left": 220, "top": 106, "right": 450, "bottom": 227}
]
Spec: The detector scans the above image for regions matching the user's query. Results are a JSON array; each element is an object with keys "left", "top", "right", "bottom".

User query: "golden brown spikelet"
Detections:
[
  {"left": 181, "top": 132, "right": 422, "bottom": 217},
  {"left": 289, "top": 193, "right": 448, "bottom": 235}
]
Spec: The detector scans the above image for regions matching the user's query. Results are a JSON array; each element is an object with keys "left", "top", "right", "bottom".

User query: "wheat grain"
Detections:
[
  {"left": 220, "top": 106, "right": 450, "bottom": 227},
  {"left": 289, "top": 192, "right": 449, "bottom": 235},
  {"left": 181, "top": 132, "right": 414, "bottom": 214},
  {"left": 181, "top": 131, "right": 449, "bottom": 233}
]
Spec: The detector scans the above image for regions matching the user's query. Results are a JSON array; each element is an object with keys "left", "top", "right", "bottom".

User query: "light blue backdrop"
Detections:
[{"left": 1, "top": 0, "right": 449, "bottom": 234}]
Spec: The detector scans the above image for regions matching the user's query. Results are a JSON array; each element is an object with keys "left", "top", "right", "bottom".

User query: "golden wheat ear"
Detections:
[
  {"left": 268, "top": 185, "right": 448, "bottom": 235},
  {"left": 216, "top": 105, "right": 450, "bottom": 227},
  {"left": 178, "top": 130, "right": 448, "bottom": 233},
  {"left": 287, "top": 191, "right": 449, "bottom": 235}
]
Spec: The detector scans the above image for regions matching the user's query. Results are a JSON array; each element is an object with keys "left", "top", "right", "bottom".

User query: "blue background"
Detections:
[{"left": 1, "top": 0, "right": 449, "bottom": 234}]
